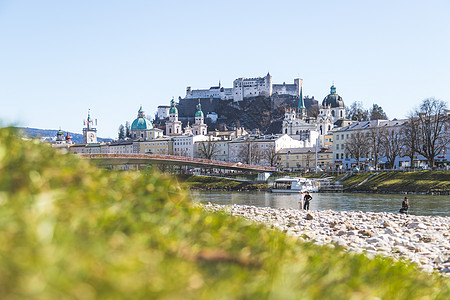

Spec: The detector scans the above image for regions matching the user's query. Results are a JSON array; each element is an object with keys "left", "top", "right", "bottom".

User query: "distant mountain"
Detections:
[{"left": 16, "top": 127, "right": 113, "bottom": 144}]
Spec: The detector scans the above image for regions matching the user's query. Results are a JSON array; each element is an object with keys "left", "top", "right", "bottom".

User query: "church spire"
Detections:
[{"left": 296, "top": 86, "right": 306, "bottom": 119}]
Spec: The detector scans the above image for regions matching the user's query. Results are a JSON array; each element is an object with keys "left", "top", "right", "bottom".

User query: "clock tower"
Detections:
[{"left": 83, "top": 110, "right": 98, "bottom": 144}]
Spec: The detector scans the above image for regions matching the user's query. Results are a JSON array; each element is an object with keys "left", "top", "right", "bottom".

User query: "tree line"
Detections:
[
  {"left": 117, "top": 121, "right": 131, "bottom": 140},
  {"left": 344, "top": 98, "right": 449, "bottom": 169}
]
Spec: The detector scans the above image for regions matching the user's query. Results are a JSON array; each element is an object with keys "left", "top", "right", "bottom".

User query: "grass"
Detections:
[
  {"left": 0, "top": 127, "right": 449, "bottom": 299},
  {"left": 343, "top": 171, "right": 450, "bottom": 193}
]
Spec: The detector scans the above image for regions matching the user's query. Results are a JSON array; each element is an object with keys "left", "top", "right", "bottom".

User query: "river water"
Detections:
[{"left": 191, "top": 191, "right": 450, "bottom": 217}]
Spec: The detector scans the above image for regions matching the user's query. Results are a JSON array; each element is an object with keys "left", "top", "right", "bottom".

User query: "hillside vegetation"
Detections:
[
  {"left": 0, "top": 127, "right": 449, "bottom": 299},
  {"left": 342, "top": 171, "right": 450, "bottom": 193}
]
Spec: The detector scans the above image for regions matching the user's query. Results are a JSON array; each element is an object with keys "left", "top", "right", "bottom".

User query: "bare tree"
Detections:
[
  {"left": 345, "top": 132, "right": 369, "bottom": 167},
  {"left": 251, "top": 143, "right": 262, "bottom": 165},
  {"left": 238, "top": 142, "right": 251, "bottom": 164},
  {"left": 412, "top": 98, "right": 449, "bottom": 167},
  {"left": 238, "top": 141, "right": 262, "bottom": 165},
  {"left": 400, "top": 115, "right": 419, "bottom": 168},
  {"left": 305, "top": 150, "right": 315, "bottom": 169},
  {"left": 380, "top": 127, "right": 403, "bottom": 169},
  {"left": 367, "top": 124, "right": 384, "bottom": 169},
  {"left": 262, "top": 144, "right": 279, "bottom": 167},
  {"left": 197, "top": 136, "right": 220, "bottom": 160}
]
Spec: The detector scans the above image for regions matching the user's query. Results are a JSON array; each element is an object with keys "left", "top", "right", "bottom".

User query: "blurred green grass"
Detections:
[{"left": 0, "top": 127, "right": 449, "bottom": 299}]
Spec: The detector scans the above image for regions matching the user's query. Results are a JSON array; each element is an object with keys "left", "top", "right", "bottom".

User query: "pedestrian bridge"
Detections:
[{"left": 81, "top": 153, "right": 275, "bottom": 172}]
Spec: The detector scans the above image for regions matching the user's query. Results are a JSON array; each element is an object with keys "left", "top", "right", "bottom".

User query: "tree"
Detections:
[
  {"left": 125, "top": 121, "right": 131, "bottom": 138},
  {"left": 380, "top": 127, "right": 403, "bottom": 169},
  {"left": 367, "top": 124, "right": 384, "bottom": 169},
  {"left": 197, "top": 136, "right": 220, "bottom": 160},
  {"left": 304, "top": 150, "right": 315, "bottom": 170},
  {"left": 262, "top": 144, "right": 280, "bottom": 167},
  {"left": 400, "top": 115, "right": 419, "bottom": 168},
  {"left": 369, "top": 104, "right": 388, "bottom": 120},
  {"left": 412, "top": 98, "right": 449, "bottom": 167},
  {"left": 344, "top": 131, "right": 369, "bottom": 167},
  {"left": 346, "top": 102, "right": 369, "bottom": 121},
  {"left": 238, "top": 140, "right": 262, "bottom": 165},
  {"left": 118, "top": 124, "right": 125, "bottom": 140}
]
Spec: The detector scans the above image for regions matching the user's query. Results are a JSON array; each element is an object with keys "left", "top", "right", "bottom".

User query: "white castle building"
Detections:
[{"left": 185, "top": 73, "right": 302, "bottom": 102}]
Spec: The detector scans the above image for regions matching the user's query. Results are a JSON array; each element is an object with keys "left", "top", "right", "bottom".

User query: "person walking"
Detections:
[
  {"left": 399, "top": 197, "right": 409, "bottom": 214},
  {"left": 303, "top": 191, "right": 312, "bottom": 210},
  {"left": 299, "top": 191, "right": 304, "bottom": 210}
]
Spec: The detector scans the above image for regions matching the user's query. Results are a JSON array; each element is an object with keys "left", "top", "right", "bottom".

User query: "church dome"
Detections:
[
  {"left": 169, "top": 98, "right": 178, "bottom": 114},
  {"left": 322, "top": 85, "right": 344, "bottom": 108},
  {"left": 131, "top": 106, "right": 153, "bottom": 130},
  {"left": 195, "top": 102, "right": 204, "bottom": 118}
]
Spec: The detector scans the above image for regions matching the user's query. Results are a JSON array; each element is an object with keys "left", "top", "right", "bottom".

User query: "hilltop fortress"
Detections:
[{"left": 185, "top": 73, "right": 302, "bottom": 102}]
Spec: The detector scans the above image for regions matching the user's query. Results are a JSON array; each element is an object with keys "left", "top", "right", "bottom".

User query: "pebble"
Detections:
[{"left": 202, "top": 203, "right": 450, "bottom": 276}]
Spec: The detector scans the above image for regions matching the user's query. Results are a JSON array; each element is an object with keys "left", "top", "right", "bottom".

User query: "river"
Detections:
[{"left": 191, "top": 191, "right": 450, "bottom": 217}]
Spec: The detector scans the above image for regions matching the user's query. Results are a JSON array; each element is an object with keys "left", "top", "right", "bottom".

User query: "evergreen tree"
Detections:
[
  {"left": 118, "top": 124, "right": 125, "bottom": 140},
  {"left": 346, "top": 102, "right": 369, "bottom": 121},
  {"left": 369, "top": 104, "right": 388, "bottom": 120},
  {"left": 125, "top": 121, "right": 131, "bottom": 138}
]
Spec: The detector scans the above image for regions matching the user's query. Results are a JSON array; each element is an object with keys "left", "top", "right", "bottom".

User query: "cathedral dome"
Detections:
[
  {"left": 131, "top": 106, "right": 153, "bottom": 130},
  {"left": 322, "top": 85, "right": 344, "bottom": 108},
  {"left": 195, "top": 102, "right": 204, "bottom": 118},
  {"left": 169, "top": 98, "right": 178, "bottom": 114}
]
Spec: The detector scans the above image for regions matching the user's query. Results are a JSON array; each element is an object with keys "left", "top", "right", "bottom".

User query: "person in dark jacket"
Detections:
[
  {"left": 303, "top": 191, "right": 312, "bottom": 210},
  {"left": 399, "top": 197, "right": 409, "bottom": 214}
]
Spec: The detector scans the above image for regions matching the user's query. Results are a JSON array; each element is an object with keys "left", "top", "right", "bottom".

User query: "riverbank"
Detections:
[
  {"left": 180, "top": 171, "right": 450, "bottom": 194},
  {"left": 203, "top": 203, "right": 450, "bottom": 276},
  {"left": 337, "top": 170, "right": 450, "bottom": 194},
  {"left": 181, "top": 175, "right": 268, "bottom": 191}
]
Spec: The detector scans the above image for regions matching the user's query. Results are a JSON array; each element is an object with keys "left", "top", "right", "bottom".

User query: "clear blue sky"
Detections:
[{"left": 1, "top": 0, "right": 449, "bottom": 138}]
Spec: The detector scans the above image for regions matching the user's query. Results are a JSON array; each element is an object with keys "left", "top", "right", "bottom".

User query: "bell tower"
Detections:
[{"left": 82, "top": 110, "right": 98, "bottom": 144}]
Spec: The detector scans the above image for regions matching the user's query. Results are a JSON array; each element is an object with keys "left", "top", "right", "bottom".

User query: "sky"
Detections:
[{"left": 0, "top": 0, "right": 449, "bottom": 139}]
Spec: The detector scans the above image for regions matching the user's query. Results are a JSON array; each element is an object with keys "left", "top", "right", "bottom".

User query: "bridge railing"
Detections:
[{"left": 82, "top": 153, "right": 276, "bottom": 172}]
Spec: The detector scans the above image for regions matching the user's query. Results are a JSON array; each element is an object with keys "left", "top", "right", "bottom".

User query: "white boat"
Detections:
[{"left": 271, "top": 177, "right": 318, "bottom": 193}]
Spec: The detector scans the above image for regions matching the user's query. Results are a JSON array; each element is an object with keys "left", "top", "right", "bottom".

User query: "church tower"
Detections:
[
  {"left": 296, "top": 86, "right": 306, "bottom": 119},
  {"left": 82, "top": 110, "right": 98, "bottom": 144},
  {"left": 192, "top": 100, "right": 207, "bottom": 135},
  {"left": 165, "top": 98, "right": 182, "bottom": 136}
]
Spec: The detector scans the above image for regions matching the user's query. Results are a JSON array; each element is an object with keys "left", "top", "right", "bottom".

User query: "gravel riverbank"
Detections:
[{"left": 203, "top": 203, "right": 450, "bottom": 276}]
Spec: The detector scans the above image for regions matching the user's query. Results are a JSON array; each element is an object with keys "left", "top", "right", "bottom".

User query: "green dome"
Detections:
[
  {"left": 169, "top": 106, "right": 178, "bottom": 114},
  {"left": 195, "top": 102, "right": 204, "bottom": 118},
  {"left": 169, "top": 98, "right": 178, "bottom": 114},
  {"left": 131, "top": 117, "right": 153, "bottom": 130}
]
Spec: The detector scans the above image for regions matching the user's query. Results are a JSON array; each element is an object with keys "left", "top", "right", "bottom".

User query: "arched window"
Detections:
[
  {"left": 296, "top": 131, "right": 299, "bottom": 134},
  {"left": 341, "top": 153, "right": 344, "bottom": 159},
  {"left": 169, "top": 128, "right": 172, "bottom": 134},
  {"left": 332, "top": 110, "right": 335, "bottom": 117},
  {"left": 340, "top": 111, "right": 343, "bottom": 117},
  {"left": 285, "top": 129, "right": 288, "bottom": 134},
  {"left": 320, "top": 125, "right": 323, "bottom": 135}
]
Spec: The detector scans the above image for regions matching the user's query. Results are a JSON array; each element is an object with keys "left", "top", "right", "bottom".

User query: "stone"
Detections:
[
  {"left": 358, "top": 229, "right": 374, "bottom": 237},
  {"left": 201, "top": 203, "right": 450, "bottom": 275},
  {"left": 408, "top": 222, "right": 427, "bottom": 230}
]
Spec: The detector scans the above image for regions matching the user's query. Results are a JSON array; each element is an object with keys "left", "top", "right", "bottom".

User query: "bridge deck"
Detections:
[{"left": 81, "top": 153, "right": 275, "bottom": 172}]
